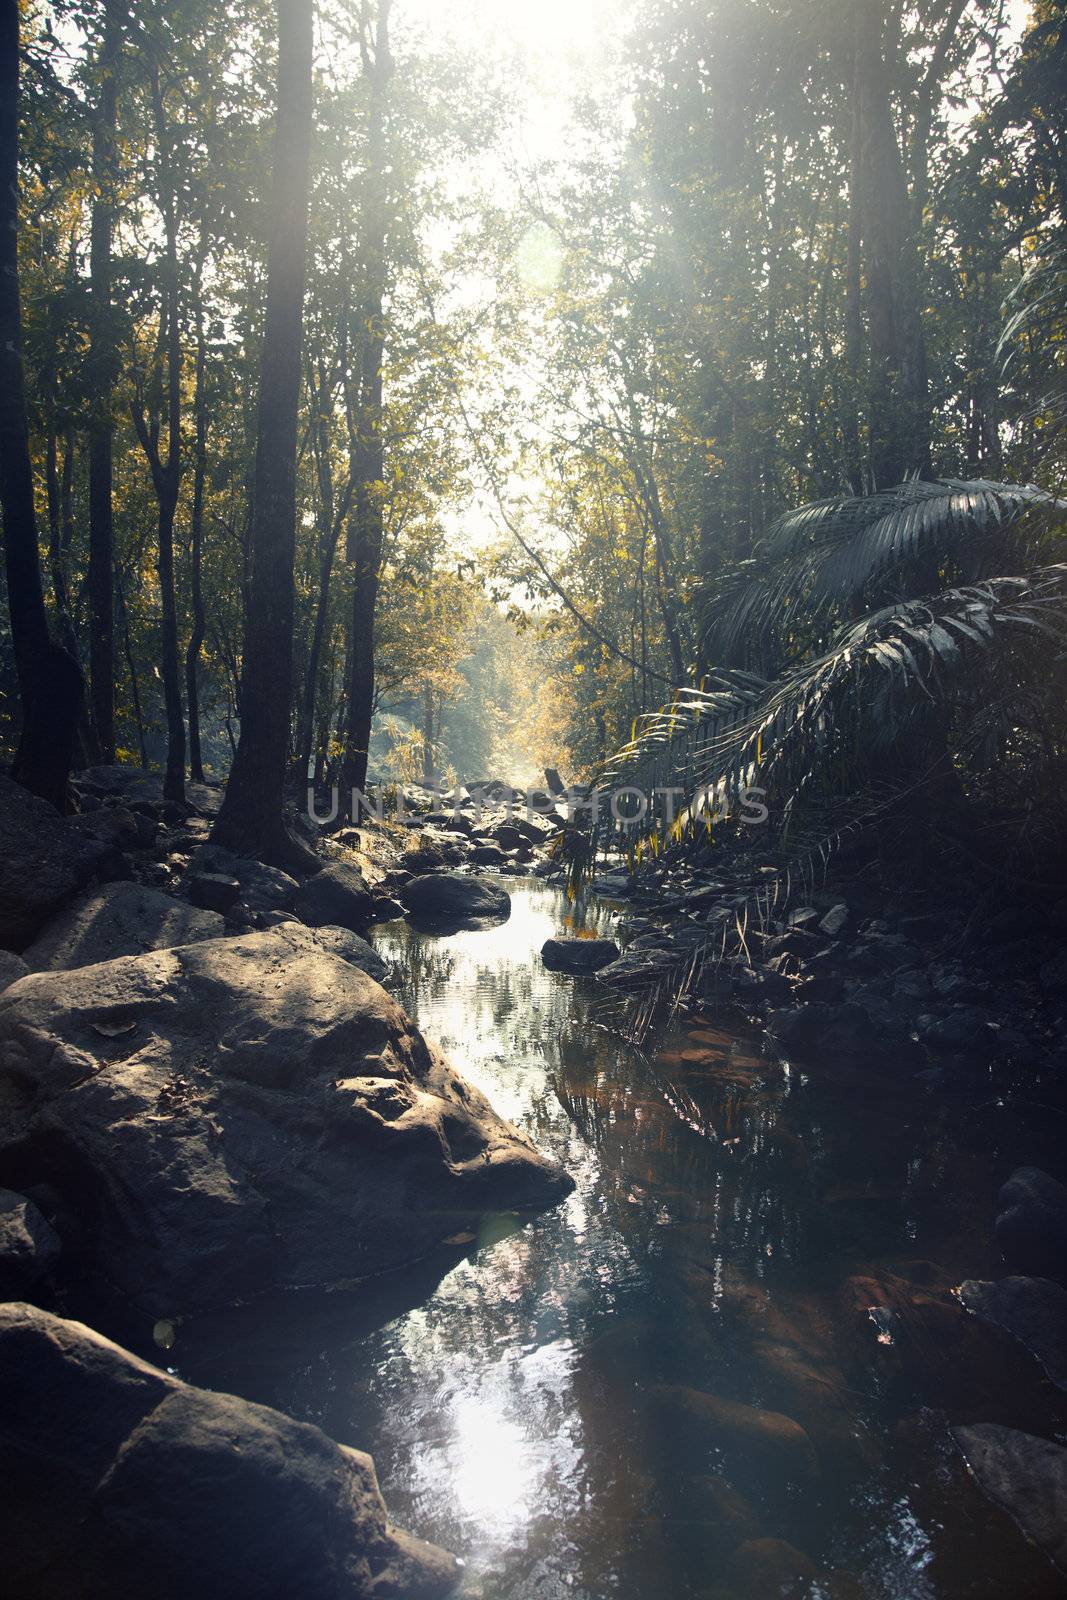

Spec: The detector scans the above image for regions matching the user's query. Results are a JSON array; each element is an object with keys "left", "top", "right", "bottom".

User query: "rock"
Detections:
[
  {"left": 595, "top": 872, "right": 632, "bottom": 897},
  {"left": 75, "top": 764, "right": 165, "bottom": 806},
  {"left": 0, "top": 1302, "right": 459, "bottom": 1600},
  {"left": 728, "top": 1538, "right": 817, "bottom": 1596},
  {"left": 953, "top": 1423, "right": 1067, "bottom": 1576},
  {"left": 818, "top": 902, "right": 849, "bottom": 937},
  {"left": 22, "top": 883, "right": 225, "bottom": 972},
  {"left": 0, "top": 949, "right": 29, "bottom": 992},
  {"left": 195, "top": 848, "right": 300, "bottom": 918},
  {"left": 400, "top": 872, "right": 510, "bottom": 926},
  {"left": 471, "top": 843, "right": 508, "bottom": 867},
  {"left": 646, "top": 1385, "right": 817, "bottom": 1483},
  {"left": 0, "top": 1187, "right": 60, "bottom": 1293},
  {"left": 681, "top": 1474, "right": 760, "bottom": 1548},
  {"left": 294, "top": 862, "right": 375, "bottom": 933},
  {"left": 1039, "top": 949, "right": 1067, "bottom": 996},
  {"left": 996, "top": 1167, "right": 1067, "bottom": 1286},
  {"left": 297, "top": 924, "right": 390, "bottom": 986},
  {"left": 0, "top": 776, "right": 127, "bottom": 950},
  {"left": 961, "top": 1277, "right": 1067, "bottom": 1392},
  {"left": 925, "top": 1005, "right": 994, "bottom": 1052},
  {"left": 188, "top": 871, "right": 241, "bottom": 914},
  {"left": 0, "top": 926, "right": 570, "bottom": 1314},
  {"left": 596, "top": 948, "right": 677, "bottom": 987},
  {"left": 541, "top": 937, "right": 620, "bottom": 974}
]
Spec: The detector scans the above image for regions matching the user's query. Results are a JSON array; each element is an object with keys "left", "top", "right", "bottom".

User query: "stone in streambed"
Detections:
[
  {"left": 0, "top": 1302, "right": 459, "bottom": 1600},
  {"left": 401, "top": 871, "right": 510, "bottom": 925},
  {"left": 953, "top": 1423, "right": 1067, "bottom": 1576},
  {"left": 294, "top": 860, "right": 375, "bottom": 932},
  {"left": 996, "top": 1167, "right": 1067, "bottom": 1286},
  {"left": 960, "top": 1276, "right": 1067, "bottom": 1393},
  {"left": 646, "top": 1385, "right": 817, "bottom": 1483},
  {"left": 541, "top": 936, "right": 620, "bottom": 974},
  {"left": 21, "top": 881, "right": 225, "bottom": 972},
  {"left": 0, "top": 925, "right": 569, "bottom": 1315}
]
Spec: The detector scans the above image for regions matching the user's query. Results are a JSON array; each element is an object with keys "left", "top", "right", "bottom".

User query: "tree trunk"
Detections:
[
  {"left": 211, "top": 0, "right": 315, "bottom": 870},
  {"left": 421, "top": 682, "right": 434, "bottom": 787},
  {"left": 87, "top": 0, "right": 121, "bottom": 762},
  {"left": 0, "top": 0, "right": 82, "bottom": 810},
  {"left": 339, "top": 0, "right": 392, "bottom": 813},
  {"left": 186, "top": 279, "right": 208, "bottom": 783},
  {"left": 854, "top": 0, "right": 929, "bottom": 487}
]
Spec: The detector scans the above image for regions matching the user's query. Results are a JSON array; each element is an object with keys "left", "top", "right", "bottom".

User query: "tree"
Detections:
[
  {"left": 86, "top": 0, "right": 122, "bottom": 763},
  {"left": 211, "top": 0, "right": 315, "bottom": 868},
  {"left": 0, "top": 0, "right": 82, "bottom": 809}
]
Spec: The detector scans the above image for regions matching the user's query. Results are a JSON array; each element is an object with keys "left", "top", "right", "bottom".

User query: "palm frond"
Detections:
[{"left": 701, "top": 479, "right": 1063, "bottom": 672}]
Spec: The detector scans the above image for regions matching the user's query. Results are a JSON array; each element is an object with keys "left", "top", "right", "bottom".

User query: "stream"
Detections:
[{"left": 175, "top": 880, "right": 1067, "bottom": 1599}]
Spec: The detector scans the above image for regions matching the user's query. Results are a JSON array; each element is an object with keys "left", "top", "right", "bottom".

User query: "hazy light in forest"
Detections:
[{"left": 516, "top": 221, "right": 563, "bottom": 293}]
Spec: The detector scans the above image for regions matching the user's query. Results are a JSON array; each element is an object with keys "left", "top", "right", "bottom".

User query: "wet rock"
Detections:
[
  {"left": 0, "top": 776, "right": 127, "bottom": 950},
  {"left": 1039, "top": 950, "right": 1067, "bottom": 996},
  {"left": 728, "top": 1538, "right": 817, "bottom": 1597},
  {"left": 294, "top": 861, "right": 375, "bottom": 933},
  {"left": 682, "top": 1474, "right": 760, "bottom": 1548},
  {"left": 996, "top": 1167, "right": 1067, "bottom": 1286},
  {"left": 0, "top": 1302, "right": 459, "bottom": 1600},
  {"left": 647, "top": 1385, "right": 817, "bottom": 1483},
  {"left": 953, "top": 1423, "right": 1067, "bottom": 1576},
  {"left": 0, "top": 926, "right": 569, "bottom": 1314},
  {"left": 0, "top": 950, "right": 29, "bottom": 992},
  {"left": 924, "top": 1005, "right": 994, "bottom": 1053},
  {"left": 0, "top": 1187, "right": 60, "bottom": 1293},
  {"left": 596, "top": 948, "right": 677, "bottom": 987},
  {"left": 400, "top": 872, "right": 510, "bottom": 926},
  {"left": 471, "top": 843, "right": 508, "bottom": 867},
  {"left": 20, "top": 883, "right": 225, "bottom": 974},
  {"left": 960, "top": 1277, "right": 1067, "bottom": 1393},
  {"left": 541, "top": 937, "right": 620, "bottom": 974}
]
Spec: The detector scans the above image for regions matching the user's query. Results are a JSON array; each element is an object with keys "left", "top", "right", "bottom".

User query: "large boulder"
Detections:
[
  {"left": 0, "top": 1187, "right": 60, "bottom": 1295},
  {"left": 21, "top": 883, "right": 225, "bottom": 973},
  {"left": 0, "top": 950, "right": 29, "bottom": 993},
  {"left": 0, "top": 777, "right": 127, "bottom": 951},
  {"left": 996, "top": 1167, "right": 1067, "bottom": 1286},
  {"left": 294, "top": 862, "right": 375, "bottom": 932},
  {"left": 0, "top": 925, "right": 569, "bottom": 1314},
  {"left": 541, "top": 936, "right": 620, "bottom": 974},
  {"left": 400, "top": 872, "right": 510, "bottom": 926},
  {"left": 953, "top": 1423, "right": 1067, "bottom": 1576},
  {"left": 193, "top": 845, "right": 299, "bottom": 918},
  {"left": 960, "top": 1277, "right": 1067, "bottom": 1393},
  {"left": 301, "top": 924, "right": 390, "bottom": 986},
  {"left": 0, "top": 1302, "right": 458, "bottom": 1600}
]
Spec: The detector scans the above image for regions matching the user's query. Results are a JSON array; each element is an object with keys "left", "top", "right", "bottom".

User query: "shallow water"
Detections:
[{"left": 176, "top": 881, "right": 1067, "bottom": 1599}]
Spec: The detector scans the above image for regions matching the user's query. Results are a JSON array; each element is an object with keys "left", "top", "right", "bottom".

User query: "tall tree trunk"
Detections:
[
  {"left": 843, "top": 49, "right": 865, "bottom": 493},
  {"left": 212, "top": 0, "right": 315, "bottom": 869},
  {"left": 854, "top": 0, "right": 929, "bottom": 487},
  {"left": 132, "top": 53, "right": 185, "bottom": 805},
  {"left": 340, "top": 0, "right": 392, "bottom": 811},
  {"left": 87, "top": 0, "right": 121, "bottom": 762},
  {"left": 0, "top": 0, "right": 82, "bottom": 809},
  {"left": 185, "top": 276, "right": 208, "bottom": 783}
]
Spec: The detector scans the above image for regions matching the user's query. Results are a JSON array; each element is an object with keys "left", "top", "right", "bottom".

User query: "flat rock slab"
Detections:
[
  {"left": 0, "top": 1302, "right": 459, "bottom": 1600},
  {"left": 400, "top": 871, "right": 511, "bottom": 926},
  {"left": 960, "top": 1276, "right": 1067, "bottom": 1393},
  {"left": 22, "top": 882, "right": 225, "bottom": 972},
  {"left": 953, "top": 1422, "right": 1067, "bottom": 1576},
  {"left": 0, "top": 925, "right": 570, "bottom": 1314},
  {"left": 541, "top": 937, "right": 620, "bottom": 974}
]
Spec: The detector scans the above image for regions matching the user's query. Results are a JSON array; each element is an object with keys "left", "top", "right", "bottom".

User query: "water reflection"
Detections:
[{"left": 175, "top": 880, "right": 1067, "bottom": 1599}]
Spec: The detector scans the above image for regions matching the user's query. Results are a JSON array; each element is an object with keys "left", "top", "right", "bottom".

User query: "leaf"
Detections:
[{"left": 91, "top": 1019, "right": 137, "bottom": 1038}]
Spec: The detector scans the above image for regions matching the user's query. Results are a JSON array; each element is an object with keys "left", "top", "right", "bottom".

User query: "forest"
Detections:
[{"left": 1, "top": 1, "right": 1067, "bottom": 1598}]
